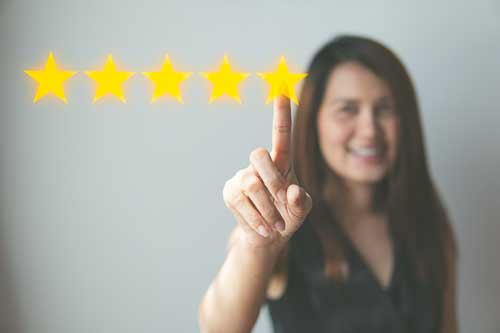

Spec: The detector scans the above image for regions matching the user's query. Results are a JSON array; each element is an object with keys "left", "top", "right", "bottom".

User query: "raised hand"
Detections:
[{"left": 223, "top": 95, "right": 313, "bottom": 250}]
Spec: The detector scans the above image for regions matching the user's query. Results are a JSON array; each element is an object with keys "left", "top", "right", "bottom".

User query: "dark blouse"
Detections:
[{"left": 265, "top": 218, "right": 440, "bottom": 333}]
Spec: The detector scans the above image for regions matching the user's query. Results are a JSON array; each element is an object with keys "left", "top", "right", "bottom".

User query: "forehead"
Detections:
[{"left": 323, "top": 61, "right": 393, "bottom": 101}]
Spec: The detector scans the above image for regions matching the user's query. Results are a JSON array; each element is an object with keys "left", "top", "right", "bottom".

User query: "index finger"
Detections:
[{"left": 271, "top": 95, "right": 292, "bottom": 175}]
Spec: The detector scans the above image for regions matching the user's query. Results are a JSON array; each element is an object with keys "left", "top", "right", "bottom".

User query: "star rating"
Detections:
[
  {"left": 85, "top": 54, "right": 135, "bottom": 103},
  {"left": 257, "top": 56, "right": 308, "bottom": 105},
  {"left": 24, "top": 51, "right": 77, "bottom": 104},
  {"left": 200, "top": 54, "right": 250, "bottom": 104},
  {"left": 143, "top": 55, "right": 192, "bottom": 104},
  {"left": 25, "top": 53, "right": 308, "bottom": 105}
]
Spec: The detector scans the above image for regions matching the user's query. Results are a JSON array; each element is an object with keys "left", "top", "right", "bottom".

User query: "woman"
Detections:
[{"left": 198, "top": 35, "right": 458, "bottom": 333}]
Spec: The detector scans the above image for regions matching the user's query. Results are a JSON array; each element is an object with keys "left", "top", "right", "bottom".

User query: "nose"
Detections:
[{"left": 357, "top": 107, "right": 378, "bottom": 140}]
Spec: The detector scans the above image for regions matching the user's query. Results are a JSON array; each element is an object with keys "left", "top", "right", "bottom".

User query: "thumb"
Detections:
[{"left": 284, "top": 184, "right": 312, "bottom": 234}]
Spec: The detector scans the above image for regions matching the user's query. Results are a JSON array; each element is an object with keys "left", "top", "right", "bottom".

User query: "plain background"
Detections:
[{"left": 0, "top": 0, "right": 499, "bottom": 332}]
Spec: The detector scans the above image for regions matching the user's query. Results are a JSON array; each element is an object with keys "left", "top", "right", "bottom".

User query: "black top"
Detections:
[{"left": 265, "top": 218, "right": 440, "bottom": 333}]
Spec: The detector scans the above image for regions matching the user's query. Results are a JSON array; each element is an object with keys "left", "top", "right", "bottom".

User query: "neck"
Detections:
[{"left": 324, "top": 176, "right": 387, "bottom": 227}]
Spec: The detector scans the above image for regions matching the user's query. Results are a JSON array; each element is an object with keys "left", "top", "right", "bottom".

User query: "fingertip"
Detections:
[
  {"left": 287, "top": 184, "right": 302, "bottom": 205},
  {"left": 257, "top": 225, "right": 269, "bottom": 238},
  {"left": 274, "top": 221, "right": 285, "bottom": 232},
  {"left": 273, "top": 95, "right": 291, "bottom": 110}
]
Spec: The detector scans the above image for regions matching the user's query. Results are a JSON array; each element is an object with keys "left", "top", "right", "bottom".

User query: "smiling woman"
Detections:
[
  {"left": 316, "top": 61, "right": 399, "bottom": 185},
  {"left": 198, "top": 34, "right": 457, "bottom": 333}
]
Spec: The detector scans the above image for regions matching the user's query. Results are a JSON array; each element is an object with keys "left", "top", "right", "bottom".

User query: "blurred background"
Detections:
[{"left": 0, "top": 0, "right": 499, "bottom": 332}]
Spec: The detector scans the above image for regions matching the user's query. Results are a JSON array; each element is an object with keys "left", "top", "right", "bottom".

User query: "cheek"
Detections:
[{"left": 318, "top": 120, "right": 351, "bottom": 161}]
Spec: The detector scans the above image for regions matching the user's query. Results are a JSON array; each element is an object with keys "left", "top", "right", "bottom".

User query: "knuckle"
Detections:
[
  {"left": 269, "top": 176, "right": 284, "bottom": 190},
  {"left": 232, "top": 191, "right": 246, "bottom": 206},
  {"left": 247, "top": 211, "right": 263, "bottom": 225},
  {"left": 274, "top": 123, "right": 291, "bottom": 135},
  {"left": 235, "top": 169, "right": 246, "bottom": 181},
  {"left": 249, "top": 147, "right": 269, "bottom": 162},
  {"left": 222, "top": 180, "right": 235, "bottom": 204},
  {"left": 242, "top": 174, "right": 261, "bottom": 193},
  {"left": 224, "top": 186, "right": 244, "bottom": 208},
  {"left": 276, "top": 149, "right": 290, "bottom": 159},
  {"left": 223, "top": 193, "right": 235, "bottom": 209},
  {"left": 262, "top": 205, "right": 278, "bottom": 219}
]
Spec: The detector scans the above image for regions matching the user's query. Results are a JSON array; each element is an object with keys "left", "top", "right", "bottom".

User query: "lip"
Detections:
[
  {"left": 351, "top": 153, "right": 382, "bottom": 164},
  {"left": 349, "top": 147, "right": 385, "bottom": 164},
  {"left": 349, "top": 145, "right": 383, "bottom": 150}
]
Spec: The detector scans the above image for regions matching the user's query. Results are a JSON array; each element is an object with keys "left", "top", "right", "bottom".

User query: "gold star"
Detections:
[
  {"left": 85, "top": 54, "right": 135, "bottom": 103},
  {"left": 200, "top": 54, "right": 250, "bottom": 104},
  {"left": 24, "top": 52, "right": 77, "bottom": 104},
  {"left": 257, "top": 56, "right": 307, "bottom": 105},
  {"left": 142, "top": 55, "right": 192, "bottom": 104}
]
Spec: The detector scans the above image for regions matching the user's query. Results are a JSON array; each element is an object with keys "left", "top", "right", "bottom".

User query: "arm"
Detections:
[
  {"left": 199, "top": 96, "right": 312, "bottom": 332},
  {"left": 198, "top": 226, "right": 284, "bottom": 333}
]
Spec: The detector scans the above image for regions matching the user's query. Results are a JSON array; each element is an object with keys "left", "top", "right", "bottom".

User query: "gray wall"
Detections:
[{"left": 0, "top": 0, "right": 499, "bottom": 332}]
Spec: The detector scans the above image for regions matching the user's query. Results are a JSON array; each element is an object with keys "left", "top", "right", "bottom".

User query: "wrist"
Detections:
[{"left": 235, "top": 234, "right": 286, "bottom": 263}]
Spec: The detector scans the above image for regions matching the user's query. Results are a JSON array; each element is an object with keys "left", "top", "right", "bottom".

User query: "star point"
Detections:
[
  {"left": 200, "top": 55, "right": 250, "bottom": 104},
  {"left": 85, "top": 54, "right": 135, "bottom": 104},
  {"left": 257, "top": 56, "right": 308, "bottom": 105},
  {"left": 142, "top": 54, "right": 192, "bottom": 104},
  {"left": 24, "top": 51, "right": 77, "bottom": 104}
]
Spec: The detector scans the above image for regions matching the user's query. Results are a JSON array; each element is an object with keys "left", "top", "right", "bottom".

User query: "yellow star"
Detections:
[
  {"left": 142, "top": 55, "right": 192, "bottom": 104},
  {"left": 24, "top": 52, "right": 77, "bottom": 104},
  {"left": 200, "top": 54, "right": 250, "bottom": 104},
  {"left": 257, "top": 56, "right": 308, "bottom": 105},
  {"left": 85, "top": 54, "right": 135, "bottom": 103}
]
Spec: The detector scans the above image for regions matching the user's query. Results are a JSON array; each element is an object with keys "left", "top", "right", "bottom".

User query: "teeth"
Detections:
[{"left": 351, "top": 147, "right": 380, "bottom": 156}]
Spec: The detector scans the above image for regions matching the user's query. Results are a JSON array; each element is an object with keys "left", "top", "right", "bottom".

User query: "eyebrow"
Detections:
[{"left": 330, "top": 95, "right": 393, "bottom": 105}]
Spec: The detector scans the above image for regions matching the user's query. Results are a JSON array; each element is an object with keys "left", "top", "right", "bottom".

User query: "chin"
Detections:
[{"left": 345, "top": 169, "right": 388, "bottom": 185}]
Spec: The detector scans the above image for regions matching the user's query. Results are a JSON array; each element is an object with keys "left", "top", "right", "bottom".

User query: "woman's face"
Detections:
[{"left": 317, "top": 61, "right": 399, "bottom": 185}]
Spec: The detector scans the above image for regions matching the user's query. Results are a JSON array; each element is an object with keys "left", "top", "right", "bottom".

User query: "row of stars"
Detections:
[{"left": 24, "top": 52, "right": 308, "bottom": 105}]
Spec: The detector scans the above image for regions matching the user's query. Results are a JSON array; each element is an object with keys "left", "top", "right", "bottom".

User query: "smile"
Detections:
[{"left": 349, "top": 147, "right": 384, "bottom": 164}]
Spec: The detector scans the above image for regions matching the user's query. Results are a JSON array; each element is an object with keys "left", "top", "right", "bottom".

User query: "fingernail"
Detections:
[
  {"left": 277, "top": 189, "right": 287, "bottom": 203},
  {"left": 258, "top": 225, "right": 269, "bottom": 238},
  {"left": 275, "top": 221, "right": 285, "bottom": 231}
]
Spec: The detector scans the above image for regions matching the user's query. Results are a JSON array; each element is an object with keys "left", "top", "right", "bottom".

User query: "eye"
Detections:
[
  {"left": 376, "top": 104, "right": 394, "bottom": 115},
  {"left": 340, "top": 105, "right": 356, "bottom": 113}
]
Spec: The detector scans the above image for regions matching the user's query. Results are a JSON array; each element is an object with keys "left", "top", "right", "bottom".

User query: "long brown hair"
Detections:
[{"left": 292, "top": 35, "right": 456, "bottom": 294}]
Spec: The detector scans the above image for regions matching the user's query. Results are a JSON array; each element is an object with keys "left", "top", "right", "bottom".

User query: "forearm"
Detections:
[{"left": 199, "top": 240, "right": 282, "bottom": 333}]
